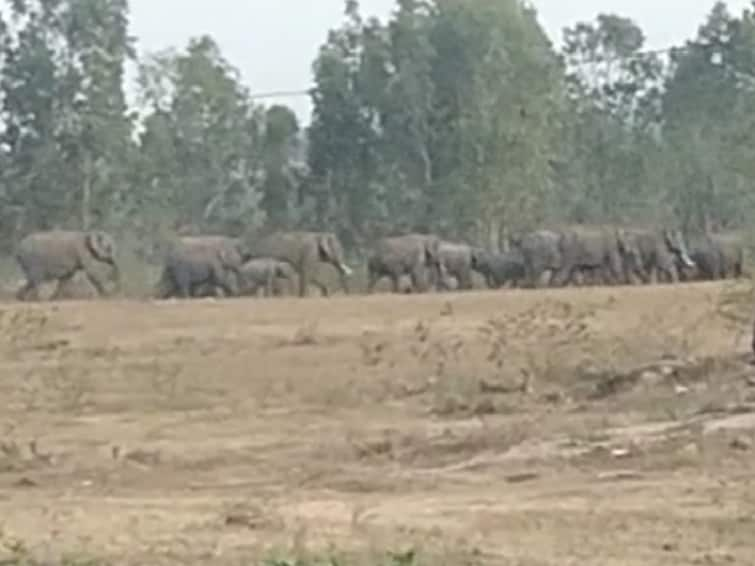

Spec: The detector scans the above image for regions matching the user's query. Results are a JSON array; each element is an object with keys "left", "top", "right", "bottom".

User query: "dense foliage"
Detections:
[{"left": 1, "top": 0, "right": 754, "bottom": 255}]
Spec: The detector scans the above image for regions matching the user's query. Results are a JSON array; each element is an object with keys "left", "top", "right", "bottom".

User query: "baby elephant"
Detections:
[
  {"left": 239, "top": 257, "right": 297, "bottom": 297},
  {"left": 472, "top": 249, "right": 526, "bottom": 289}
]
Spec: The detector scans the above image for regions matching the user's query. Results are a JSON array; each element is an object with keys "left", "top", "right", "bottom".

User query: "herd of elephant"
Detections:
[{"left": 10, "top": 224, "right": 747, "bottom": 302}]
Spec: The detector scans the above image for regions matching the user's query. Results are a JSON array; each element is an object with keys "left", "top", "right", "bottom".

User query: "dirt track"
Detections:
[{"left": 0, "top": 282, "right": 754, "bottom": 564}]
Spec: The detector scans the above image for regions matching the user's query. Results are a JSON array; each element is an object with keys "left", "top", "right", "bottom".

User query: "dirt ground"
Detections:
[{"left": 0, "top": 281, "right": 754, "bottom": 564}]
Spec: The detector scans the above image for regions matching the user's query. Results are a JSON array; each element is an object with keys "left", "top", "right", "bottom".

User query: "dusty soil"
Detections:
[{"left": 0, "top": 281, "right": 754, "bottom": 564}]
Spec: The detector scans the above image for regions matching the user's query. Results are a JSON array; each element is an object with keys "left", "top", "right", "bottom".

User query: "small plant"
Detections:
[{"left": 289, "top": 321, "right": 320, "bottom": 347}]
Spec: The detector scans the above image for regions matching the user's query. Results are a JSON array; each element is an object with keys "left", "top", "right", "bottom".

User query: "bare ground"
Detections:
[{"left": 0, "top": 281, "right": 754, "bottom": 564}]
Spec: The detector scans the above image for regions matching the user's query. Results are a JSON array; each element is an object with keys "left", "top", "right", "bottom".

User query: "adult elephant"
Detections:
[
  {"left": 367, "top": 233, "right": 443, "bottom": 294},
  {"left": 509, "top": 229, "right": 563, "bottom": 288},
  {"left": 623, "top": 227, "right": 695, "bottom": 284},
  {"left": 681, "top": 232, "right": 746, "bottom": 282},
  {"left": 15, "top": 230, "right": 121, "bottom": 301},
  {"left": 156, "top": 235, "right": 248, "bottom": 299},
  {"left": 553, "top": 225, "right": 641, "bottom": 287},
  {"left": 471, "top": 249, "right": 526, "bottom": 289},
  {"left": 248, "top": 231, "right": 352, "bottom": 297},
  {"left": 238, "top": 257, "right": 297, "bottom": 297},
  {"left": 436, "top": 241, "right": 483, "bottom": 291}
]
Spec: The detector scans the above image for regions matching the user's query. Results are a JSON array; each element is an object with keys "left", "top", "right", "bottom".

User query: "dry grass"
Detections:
[{"left": 0, "top": 281, "right": 753, "bottom": 564}]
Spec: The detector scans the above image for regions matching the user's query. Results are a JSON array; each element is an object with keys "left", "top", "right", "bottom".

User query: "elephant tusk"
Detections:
[{"left": 340, "top": 263, "right": 353, "bottom": 276}]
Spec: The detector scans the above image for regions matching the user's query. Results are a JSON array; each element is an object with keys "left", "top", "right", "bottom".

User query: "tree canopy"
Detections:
[{"left": 0, "top": 0, "right": 753, "bottom": 254}]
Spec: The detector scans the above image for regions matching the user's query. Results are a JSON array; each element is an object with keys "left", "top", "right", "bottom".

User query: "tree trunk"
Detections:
[{"left": 81, "top": 152, "right": 92, "bottom": 230}]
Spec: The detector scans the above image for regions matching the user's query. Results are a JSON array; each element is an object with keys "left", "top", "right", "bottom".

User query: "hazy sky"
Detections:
[{"left": 128, "top": 0, "right": 751, "bottom": 122}]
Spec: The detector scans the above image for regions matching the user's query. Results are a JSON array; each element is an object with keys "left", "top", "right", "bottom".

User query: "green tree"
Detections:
[
  {"left": 0, "top": 0, "right": 135, "bottom": 242},
  {"left": 260, "top": 104, "right": 304, "bottom": 227},
  {"left": 308, "top": 0, "right": 385, "bottom": 248},
  {"left": 661, "top": 1, "right": 755, "bottom": 230},
  {"left": 308, "top": 0, "right": 567, "bottom": 249},
  {"left": 560, "top": 13, "right": 666, "bottom": 224},
  {"left": 135, "top": 36, "right": 267, "bottom": 236},
  {"left": 429, "top": 0, "right": 566, "bottom": 244}
]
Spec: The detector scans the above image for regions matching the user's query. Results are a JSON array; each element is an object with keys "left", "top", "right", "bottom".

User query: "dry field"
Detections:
[{"left": 0, "top": 282, "right": 754, "bottom": 564}]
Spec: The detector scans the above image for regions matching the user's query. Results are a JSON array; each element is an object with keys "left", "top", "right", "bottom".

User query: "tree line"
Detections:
[{"left": 0, "top": 0, "right": 754, "bottom": 260}]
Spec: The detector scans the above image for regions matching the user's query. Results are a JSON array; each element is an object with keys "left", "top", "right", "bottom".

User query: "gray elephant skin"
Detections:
[
  {"left": 238, "top": 257, "right": 297, "bottom": 297},
  {"left": 510, "top": 229, "right": 563, "bottom": 288},
  {"left": 436, "top": 241, "right": 484, "bottom": 291},
  {"left": 553, "top": 225, "right": 642, "bottom": 286},
  {"left": 683, "top": 232, "right": 745, "bottom": 281},
  {"left": 15, "top": 230, "right": 121, "bottom": 301},
  {"left": 249, "top": 231, "right": 352, "bottom": 297},
  {"left": 622, "top": 228, "right": 694, "bottom": 284},
  {"left": 156, "top": 235, "right": 248, "bottom": 299},
  {"left": 367, "top": 233, "right": 444, "bottom": 293},
  {"left": 472, "top": 249, "right": 526, "bottom": 289}
]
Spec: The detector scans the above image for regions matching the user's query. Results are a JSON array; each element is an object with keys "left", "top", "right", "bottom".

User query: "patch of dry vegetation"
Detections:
[{"left": 0, "top": 283, "right": 751, "bottom": 564}]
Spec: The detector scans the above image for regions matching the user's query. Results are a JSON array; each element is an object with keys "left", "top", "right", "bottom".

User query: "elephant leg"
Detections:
[
  {"left": 16, "top": 279, "right": 38, "bottom": 302},
  {"left": 173, "top": 271, "right": 192, "bottom": 298},
  {"left": 51, "top": 273, "right": 77, "bottom": 301},
  {"left": 313, "top": 280, "right": 329, "bottom": 297},
  {"left": 263, "top": 272, "right": 275, "bottom": 297},
  {"left": 552, "top": 266, "right": 571, "bottom": 288},
  {"left": 458, "top": 270, "right": 473, "bottom": 291},
  {"left": 298, "top": 268, "right": 308, "bottom": 297},
  {"left": 409, "top": 267, "right": 426, "bottom": 293},
  {"left": 367, "top": 268, "right": 379, "bottom": 293},
  {"left": 669, "top": 265, "right": 679, "bottom": 284},
  {"left": 338, "top": 273, "right": 349, "bottom": 295},
  {"left": 523, "top": 262, "right": 537, "bottom": 288},
  {"left": 82, "top": 269, "right": 107, "bottom": 297},
  {"left": 734, "top": 261, "right": 743, "bottom": 279},
  {"left": 391, "top": 273, "right": 401, "bottom": 294},
  {"left": 154, "top": 268, "right": 176, "bottom": 299},
  {"left": 658, "top": 268, "right": 670, "bottom": 284},
  {"left": 215, "top": 276, "right": 237, "bottom": 298},
  {"left": 537, "top": 269, "right": 552, "bottom": 288}
]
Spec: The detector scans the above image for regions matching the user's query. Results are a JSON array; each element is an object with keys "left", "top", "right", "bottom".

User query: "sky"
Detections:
[{"left": 127, "top": 0, "right": 752, "bottom": 123}]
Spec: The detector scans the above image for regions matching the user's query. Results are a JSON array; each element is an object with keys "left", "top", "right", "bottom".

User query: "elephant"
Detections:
[
  {"left": 15, "top": 230, "right": 121, "bottom": 301},
  {"left": 238, "top": 257, "right": 297, "bottom": 297},
  {"left": 248, "top": 231, "right": 352, "bottom": 297},
  {"left": 367, "top": 233, "right": 444, "bottom": 293},
  {"left": 622, "top": 227, "right": 695, "bottom": 284},
  {"left": 436, "top": 241, "right": 482, "bottom": 291},
  {"left": 710, "top": 232, "right": 745, "bottom": 278},
  {"left": 471, "top": 249, "right": 526, "bottom": 289},
  {"left": 155, "top": 235, "right": 248, "bottom": 299},
  {"left": 679, "top": 234, "right": 745, "bottom": 283},
  {"left": 509, "top": 229, "right": 563, "bottom": 288},
  {"left": 553, "top": 225, "right": 642, "bottom": 287}
]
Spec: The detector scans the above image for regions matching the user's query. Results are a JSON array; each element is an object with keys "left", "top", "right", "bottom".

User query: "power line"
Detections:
[
  {"left": 246, "top": 43, "right": 752, "bottom": 100},
  {"left": 248, "top": 89, "right": 311, "bottom": 100}
]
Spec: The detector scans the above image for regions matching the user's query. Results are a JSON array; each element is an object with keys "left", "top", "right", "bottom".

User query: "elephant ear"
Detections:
[
  {"left": 317, "top": 234, "right": 333, "bottom": 261},
  {"left": 662, "top": 229, "right": 679, "bottom": 251},
  {"left": 424, "top": 238, "right": 440, "bottom": 264},
  {"left": 233, "top": 238, "right": 252, "bottom": 262},
  {"left": 470, "top": 248, "right": 484, "bottom": 269},
  {"left": 218, "top": 246, "right": 241, "bottom": 271},
  {"left": 615, "top": 229, "right": 628, "bottom": 253},
  {"left": 85, "top": 231, "right": 115, "bottom": 263}
]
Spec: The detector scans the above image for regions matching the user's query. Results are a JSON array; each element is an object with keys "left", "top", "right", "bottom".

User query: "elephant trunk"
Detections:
[
  {"left": 336, "top": 261, "right": 353, "bottom": 277},
  {"left": 680, "top": 250, "right": 695, "bottom": 269},
  {"left": 109, "top": 260, "right": 122, "bottom": 294}
]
